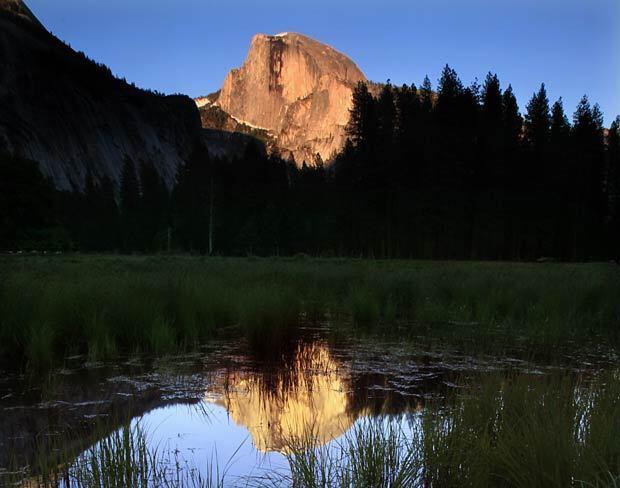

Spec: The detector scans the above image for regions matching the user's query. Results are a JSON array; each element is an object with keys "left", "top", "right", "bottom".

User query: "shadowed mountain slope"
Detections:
[{"left": 0, "top": 0, "right": 204, "bottom": 189}]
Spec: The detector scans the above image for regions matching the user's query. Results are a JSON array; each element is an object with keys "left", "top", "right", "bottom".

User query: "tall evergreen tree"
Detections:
[
  {"left": 481, "top": 73, "right": 504, "bottom": 185},
  {"left": 0, "top": 154, "right": 56, "bottom": 250},
  {"left": 571, "top": 96, "right": 606, "bottom": 257},
  {"left": 549, "top": 98, "right": 571, "bottom": 190},
  {"left": 98, "top": 176, "right": 120, "bottom": 251},
  {"left": 172, "top": 145, "right": 211, "bottom": 253},
  {"left": 395, "top": 83, "right": 421, "bottom": 183},
  {"left": 524, "top": 83, "right": 551, "bottom": 151},
  {"left": 502, "top": 86, "right": 523, "bottom": 151},
  {"left": 139, "top": 160, "right": 169, "bottom": 251},
  {"left": 523, "top": 83, "right": 551, "bottom": 212},
  {"left": 437, "top": 65, "right": 464, "bottom": 103},
  {"left": 376, "top": 82, "right": 397, "bottom": 256},
  {"left": 420, "top": 76, "right": 433, "bottom": 113},
  {"left": 346, "top": 82, "right": 376, "bottom": 149},
  {"left": 419, "top": 76, "right": 435, "bottom": 187},
  {"left": 377, "top": 82, "right": 396, "bottom": 150},
  {"left": 608, "top": 117, "right": 620, "bottom": 258},
  {"left": 550, "top": 98, "right": 571, "bottom": 145},
  {"left": 435, "top": 65, "right": 466, "bottom": 186},
  {"left": 80, "top": 172, "right": 119, "bottom": 251},
  {"left": 119, "top": 156, "right": 140, "bottom": 252}
]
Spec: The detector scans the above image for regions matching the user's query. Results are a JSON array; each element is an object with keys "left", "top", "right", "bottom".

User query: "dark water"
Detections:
[{"left": 1, "top": 326, "right": 617, "bottom": 484}]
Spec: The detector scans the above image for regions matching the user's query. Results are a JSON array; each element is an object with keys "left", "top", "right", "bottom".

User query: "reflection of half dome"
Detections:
[{"left": 206, "top": 342, "right": 355, "bottom": 453}]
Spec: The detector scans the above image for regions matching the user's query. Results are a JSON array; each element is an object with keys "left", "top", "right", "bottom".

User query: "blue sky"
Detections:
[{"left": 28, "top": 0, "right": 620, "bottom": 125}]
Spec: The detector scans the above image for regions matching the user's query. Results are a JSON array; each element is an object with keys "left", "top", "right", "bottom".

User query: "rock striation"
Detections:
[
  {"left": 0, "top": 0, "right": 203, "bottom": 190},
  {"left": 201, "top": 32, "right": 368, "bottom": 165}
]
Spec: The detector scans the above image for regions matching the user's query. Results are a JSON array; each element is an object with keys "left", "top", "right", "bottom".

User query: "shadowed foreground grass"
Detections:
[
  {"left": 0, "top": 255, "right": 618, "bottom": 370},
  {"left": 5, "top": 372, "right": 619, "bottom": 487}
]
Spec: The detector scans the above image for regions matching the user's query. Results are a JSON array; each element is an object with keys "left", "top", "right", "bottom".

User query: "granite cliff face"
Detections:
[
  {"left": 202, "top": 32, "right": 368, "bottom": 165},
  {"left": 0, "top": 0, "right": 203, "bottom": 190}
]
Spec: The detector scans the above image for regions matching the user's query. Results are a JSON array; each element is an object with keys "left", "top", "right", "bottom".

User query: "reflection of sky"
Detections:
[
  {"left": 129, "top": 402, "right": 421, "bottom": 484},
  {"left": 134, "top": 403, "right": 289, "bottom": 483}
]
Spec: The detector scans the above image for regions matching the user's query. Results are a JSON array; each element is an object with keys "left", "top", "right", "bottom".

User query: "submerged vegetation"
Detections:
[{"left": 0, "top": 255, "right": 618, "bottom": 370}]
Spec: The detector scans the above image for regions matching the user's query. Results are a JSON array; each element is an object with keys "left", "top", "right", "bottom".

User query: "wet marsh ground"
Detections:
[{"left": 0, "top": 255, "right": 619, "bottom": 486}]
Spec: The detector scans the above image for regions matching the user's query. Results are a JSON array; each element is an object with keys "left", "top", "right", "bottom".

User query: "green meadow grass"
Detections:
[{"left": 0, "top": 255, "right": 618, "bottom": 370}]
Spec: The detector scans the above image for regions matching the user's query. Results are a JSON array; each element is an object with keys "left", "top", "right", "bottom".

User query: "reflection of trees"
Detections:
[
  {"left": 209, "top": 339, "right": 425, "bottom": 453},
  {"left": 212, "top": 341, "right": 351, "bottom": 452}
]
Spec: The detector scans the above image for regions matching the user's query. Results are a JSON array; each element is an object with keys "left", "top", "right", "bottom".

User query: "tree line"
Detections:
[
  {"left": 2, "top": 65, "right": 619, "bottom": 261},
  {"left": 334, "top": 68, "right": 619, "bottom": 260}
]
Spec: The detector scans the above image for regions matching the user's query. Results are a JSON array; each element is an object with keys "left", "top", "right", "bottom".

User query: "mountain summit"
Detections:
[{"left": 200, "top": 32, "right": 368, "bottom": 164}]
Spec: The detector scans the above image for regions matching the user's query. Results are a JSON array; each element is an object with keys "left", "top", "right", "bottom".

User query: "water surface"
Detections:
[{"left": 1, "top": 326, "right": 617, "bottom": 484}]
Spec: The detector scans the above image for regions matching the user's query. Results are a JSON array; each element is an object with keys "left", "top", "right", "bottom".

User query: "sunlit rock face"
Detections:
[
  {"left": 207, "top": 32, "right": 368, "bottom": 165},
  {"left": 206, "top": 342, "right": 355, "bottom": 453}
]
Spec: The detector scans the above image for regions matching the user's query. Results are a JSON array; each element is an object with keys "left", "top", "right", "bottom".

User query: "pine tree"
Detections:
[
  {"left": 139, "top": 160, "right": 169, "bottom": 251},
  {"left": 395, "top": 83, "right": 421, "bottom": 183},
  {"left": 502, "top": 85, "right": 523, "bottom": 152},
  {"left": 524, "top": 83, "right": 551, "bottom": 151},
  {"left": 481, "top": 73, "right": 504, "bottom": 185},
  {"left": 608, "top": 117, "right": 620, "bottom": 258},
  {"left": 346, "top": 81, "right": 376, "bottom": 149},
  {"left": 482, "top": 73, "right": 502, "bottom": 123},
  {"left": 437, "top": 65, "right": 463, "bottom": 103},
  {"left": 81, "top": 171, "right": 98, "bottom": 250},
  {"left": 377, "top": 81, "right": 396, "bottom": 149},
  {"left": 376, "top": 81, "right": 397, "bottom": 256},
  {"left": 0, "top": 154, "right": 56, "bottom": 250},
  {"left": 98, "top": 175, "right": 120, "bottom": 251},
  {"left": 571, "top": 95, "right": 606, "bottom": 257},
  {"left": 550, "top": 98, "right": 571, "bottom": 144},
  {"left": 119, "top": 156, "right": 140, "bottom": 251},
  {"left": 420, "top": 76, "right": 433, "bottom": 113},
  {"left": 172, "top": 144, "right": 211, "bottom": 253},
  {"left": 419, "top": 76, "right": 435, "bottom": 187},
  {"left": 435, "top": 65, "right": 467, "bottom": 186},
  {"left": 544, "top": 98, "right": 573, "bottom": 258},
  {"left": 523, "top": 81, "right": 551, "bottom": 239},
  {"left": 549, "top": 98, "right": 571, "bottom": 190}
]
